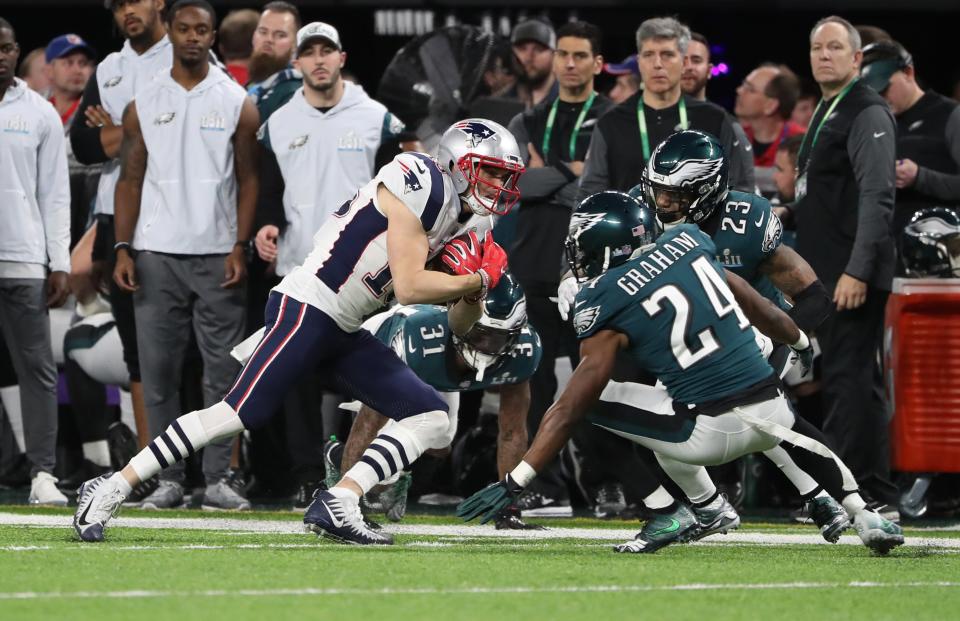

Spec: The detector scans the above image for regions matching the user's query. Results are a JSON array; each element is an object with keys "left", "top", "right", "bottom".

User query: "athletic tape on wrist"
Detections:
[{"left": 509, "top": 460, "right": 537, "bottom": 488}]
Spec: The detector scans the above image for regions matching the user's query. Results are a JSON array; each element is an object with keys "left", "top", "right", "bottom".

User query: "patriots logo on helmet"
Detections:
[
  {"left": 454, "top": 121, "right": 496, "bottom": 148},
  {"left": 398, "top": 161, "right": 422, "bottom": 194}
]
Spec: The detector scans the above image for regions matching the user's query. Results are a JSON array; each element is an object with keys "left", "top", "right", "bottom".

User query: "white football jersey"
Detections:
[{"left": 272, "top": 152, "right": 492, "bottom": 332}]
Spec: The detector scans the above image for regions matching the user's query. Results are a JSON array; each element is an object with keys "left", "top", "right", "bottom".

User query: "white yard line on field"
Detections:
[
  {"left": 0, "top": 512, "right": 958, "bottom": 549},
  {"left": 1, "top": 581, "right": 959, "bottom": 601}
]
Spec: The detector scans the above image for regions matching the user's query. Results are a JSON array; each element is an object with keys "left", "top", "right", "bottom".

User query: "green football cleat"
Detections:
[
  {"left": 853, "top": 509, "right": 904, "bottom": 555},
  {"left": 692, "top": 496, "right": 741, "bottom": 541},
  {"left": 613, "top": 503, "right": 700, "bottom": 554},
  {"left": 379, "top": 471, "right": 412, "bottom": 522},
  {"left": 808, "top": 496, "right": 850, "bottom": 543},
  {"left": 323, "top": 439, "right": 342, "bottom": 490}
]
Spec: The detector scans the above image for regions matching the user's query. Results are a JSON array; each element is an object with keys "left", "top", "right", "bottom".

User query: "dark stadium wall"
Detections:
[{"left": 4, "top": 4, "right": 957, "bottom": 114}]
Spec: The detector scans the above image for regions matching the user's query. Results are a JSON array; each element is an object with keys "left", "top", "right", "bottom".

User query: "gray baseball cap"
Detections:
[
  {"left": 296, "top": 22, "right": 342, "bottom": 55},
  {"left": 510, "top": 19, "right": 555, "bottom": 50}
]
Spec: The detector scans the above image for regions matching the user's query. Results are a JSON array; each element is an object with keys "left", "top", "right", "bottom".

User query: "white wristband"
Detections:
[
  {"left": 509, "top": 460, "right": 537, "bottom": 488},
  {"left": 791, "top": 331, "right": 810, "bottom": 351}
]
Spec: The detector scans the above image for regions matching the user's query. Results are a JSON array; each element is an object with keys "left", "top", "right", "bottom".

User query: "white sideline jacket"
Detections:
[{"left": 0, "top": 78, "right": 70, "bottom": 277}]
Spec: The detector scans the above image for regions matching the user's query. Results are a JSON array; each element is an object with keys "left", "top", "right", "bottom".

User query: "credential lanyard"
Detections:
[
  {"left": 542, "top": 91, "right": 597, "bottom": 161},
  {"left": 796, "top": 78, "right": 858, "bottom": 174},
  {"left": 638, "top": 96, "right": 688, "bottom": 162}
]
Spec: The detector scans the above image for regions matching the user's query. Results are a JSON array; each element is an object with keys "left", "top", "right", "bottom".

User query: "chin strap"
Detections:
[
  {"left": 473, "top": 358, "right": 487, "bottom": 382},
  {"left": 660, "top": 218, "right": 685, "bottom": 231}
]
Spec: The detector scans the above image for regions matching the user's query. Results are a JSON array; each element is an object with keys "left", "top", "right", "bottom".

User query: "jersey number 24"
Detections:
[{"left": 641, "top": 256, "right": 750, "bottom": 369}]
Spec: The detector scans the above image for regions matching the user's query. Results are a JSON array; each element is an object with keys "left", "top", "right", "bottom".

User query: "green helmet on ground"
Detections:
[
  {"left": 452, "top": 272, "right": 527, "bottom": 378},
  {"left": 565, "top": 191, "right": 660, "bottom": 281}
]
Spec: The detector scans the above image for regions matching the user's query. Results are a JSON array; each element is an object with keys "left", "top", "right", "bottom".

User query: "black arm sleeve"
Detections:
[
  {"left": 787, "top": 279, "right": 832, "bottom": 333},
  {"left": 70, "top": 73, "right": 110, "bottom": 165},
  {"left": 915, "top": 106, "right": 960, "bottom": 201},
  {"left": 255, "top": 143, "right": 287, "bottom": 232}
]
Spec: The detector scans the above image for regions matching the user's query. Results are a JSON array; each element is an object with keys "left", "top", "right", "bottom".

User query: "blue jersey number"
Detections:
[{"left": 362, "top": 264, "right": 393, "bottom": 300}]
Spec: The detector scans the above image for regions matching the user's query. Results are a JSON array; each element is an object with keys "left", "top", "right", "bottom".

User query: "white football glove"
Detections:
[{"left": 557, "top": 275, "right": 579, "bottom": 321}]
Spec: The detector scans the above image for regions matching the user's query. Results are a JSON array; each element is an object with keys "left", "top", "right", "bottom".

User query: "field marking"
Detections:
[
  {"left": 1, "top": 512, "right": 958, "bottom": 550},
  {"left": 1, "top": 581, "right": 959, "bottom": 601}
]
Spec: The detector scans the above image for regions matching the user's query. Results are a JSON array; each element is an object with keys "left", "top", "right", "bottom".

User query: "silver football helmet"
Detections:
[{"left": 437, "top": 118, "right": 525, "bottom": 216}]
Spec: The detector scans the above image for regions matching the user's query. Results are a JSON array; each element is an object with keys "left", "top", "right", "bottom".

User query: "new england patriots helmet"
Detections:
[
  {"left": 565, "top": 191, "right": 660, "bottom": 281},
  {"left": 453, "top": 272, "right": 526, "bottom": 380},
  {"left": 642, "top": 129, "right": 729, "bottom": 228},
  {"left": 437, "top": 119, "right": 525, "bottom": 217},
  {"left": 900, "top": 207, "right": 960, "bottom": 278}
]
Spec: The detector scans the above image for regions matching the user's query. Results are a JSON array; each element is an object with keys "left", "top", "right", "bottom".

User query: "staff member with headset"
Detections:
[
  {"left": 860, "top": 40, "right": 960, "bottom": 238},
  {"left": 578, "top": 16, "right": 754, "bottom": 200},
  {"left": 505, "top": 21, "right": 613, "bottom": 517},
  {"left": 790, "top": 16, "right": 899, "bottom": 516}
]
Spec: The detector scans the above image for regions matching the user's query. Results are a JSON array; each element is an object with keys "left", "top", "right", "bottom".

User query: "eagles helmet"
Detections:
[
  {"left": 642, "top": 130, "right": 729, "bottom": 227},
  {"left": 437, "top": 119, "right": 525, "bottom": 217},
  {"left": 565, "top": 191, "right": 660, "bottom": 281},
  {"left": 900, "top": 207, "right": 960, "bottom": 278},
  {"left": 453, "top": 272, "right": 526, "bottom": 380}
]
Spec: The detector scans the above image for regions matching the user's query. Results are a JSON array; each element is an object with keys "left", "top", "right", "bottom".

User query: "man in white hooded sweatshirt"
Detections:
[{"left": 0, "top": 18, "right": 71, "bottom": 505}]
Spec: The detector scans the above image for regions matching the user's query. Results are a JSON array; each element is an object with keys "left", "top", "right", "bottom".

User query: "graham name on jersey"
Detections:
[{"left": 615, "top": 229, "right": 702, "bottom": 296}]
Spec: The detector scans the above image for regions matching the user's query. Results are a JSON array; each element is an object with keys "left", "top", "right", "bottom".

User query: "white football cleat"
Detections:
[
  {"left": 73, "top": 474, "right": 125, "bottom": 543},
  {"left": 29, "top": 471, "right": 68, "bottom": 506},
  {"left": 853, "top": 509, "right": 904, "bottom": 555}
]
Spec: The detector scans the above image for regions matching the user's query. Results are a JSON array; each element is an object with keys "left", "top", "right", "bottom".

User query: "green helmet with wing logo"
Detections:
[
  {"left": 565, "top": 191, "right": 660, "bottom": 281},
  {"left": 452, "top": 272, "right": 527, "bottom": 380},
  {"left": 642, "top": 130, "right": 729, "bottom": 227}
]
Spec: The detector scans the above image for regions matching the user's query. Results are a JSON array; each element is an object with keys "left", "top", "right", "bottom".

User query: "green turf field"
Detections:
[{"left": 0, "top": 507, "right": 958, "bottom": 621}]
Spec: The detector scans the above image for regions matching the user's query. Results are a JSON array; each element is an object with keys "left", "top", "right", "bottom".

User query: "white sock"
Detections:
[
  {"left": 841, "top": 493, "right": 867, "bottom": 516},
  {"left": 119, "top": 389, "right": 136, "bottom": 433},
  {"left": 815, "top": 489, "right": 830, "bottom": 500},
  {"left": 343, "top": 423, "right": 424, "bottom": 494},
  {"left": 329, "top": 486, "right": 359, "bottom": 503},
  {"left": 82, "top": 440, "right": 111, "bottom": 468},
  {"left": 129, "top": 402, "right": 243, "bottom": 482},
  {"left": 110, "top": 472, "right": 133, "bottom": 496},
  {"left": 643, "top": 486, "right": 676, "bottom": 511}
]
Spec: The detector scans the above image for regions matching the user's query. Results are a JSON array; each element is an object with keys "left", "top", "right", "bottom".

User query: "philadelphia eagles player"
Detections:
[
  {"left": 559, "top": 130, "right": 849, "bottom": 543},
  {"left": 328, "top": 271, "right": 543, "bottom": 530},
  {"left": 460, "top": 192, "right": 904, "bottom": 555}
]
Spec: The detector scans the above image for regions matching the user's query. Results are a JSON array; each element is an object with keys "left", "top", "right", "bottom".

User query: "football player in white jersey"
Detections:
[{"left": 73, "top": 118, "right": 524, "bottom": 544}]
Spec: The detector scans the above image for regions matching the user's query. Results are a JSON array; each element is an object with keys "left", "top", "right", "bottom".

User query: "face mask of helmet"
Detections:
[
  {"left": 437, "top": 119, "right": 526, "bottom": 217},
  {"left": 900, "top": 214, "right": 960, "bottom": 278},
  {"left": 453, "top": 323, "right": 522, "bottom": 381},
  {"left": 460, "top": 158, "right": 523, "bottom": 216},
  {"left": 645, "top": 182, "right": 700, "bottom": 228}
]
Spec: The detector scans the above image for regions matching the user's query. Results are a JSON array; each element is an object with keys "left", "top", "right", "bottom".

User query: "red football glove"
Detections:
[
  {"left": 439, "top": 231, "right": 484, "bottom": 276},
  {"left": 478, "top": 231, "right": 508, "bottom": 291}
]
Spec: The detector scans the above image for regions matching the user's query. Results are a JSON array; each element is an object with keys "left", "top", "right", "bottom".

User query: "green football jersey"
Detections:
[
  {"left": 372, "top": 305, "right": 542, "bottom": 392},
  {"left": 626, "top": 186, "right": 787, "bottom": 310},
  {"left": 572, "top": 224, "right": 773, "bottom": 405}
]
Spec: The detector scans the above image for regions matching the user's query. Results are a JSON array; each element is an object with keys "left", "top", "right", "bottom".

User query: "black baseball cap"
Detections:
[{"left": 861, "top": 40, "right": 912, "bottom": 93}]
